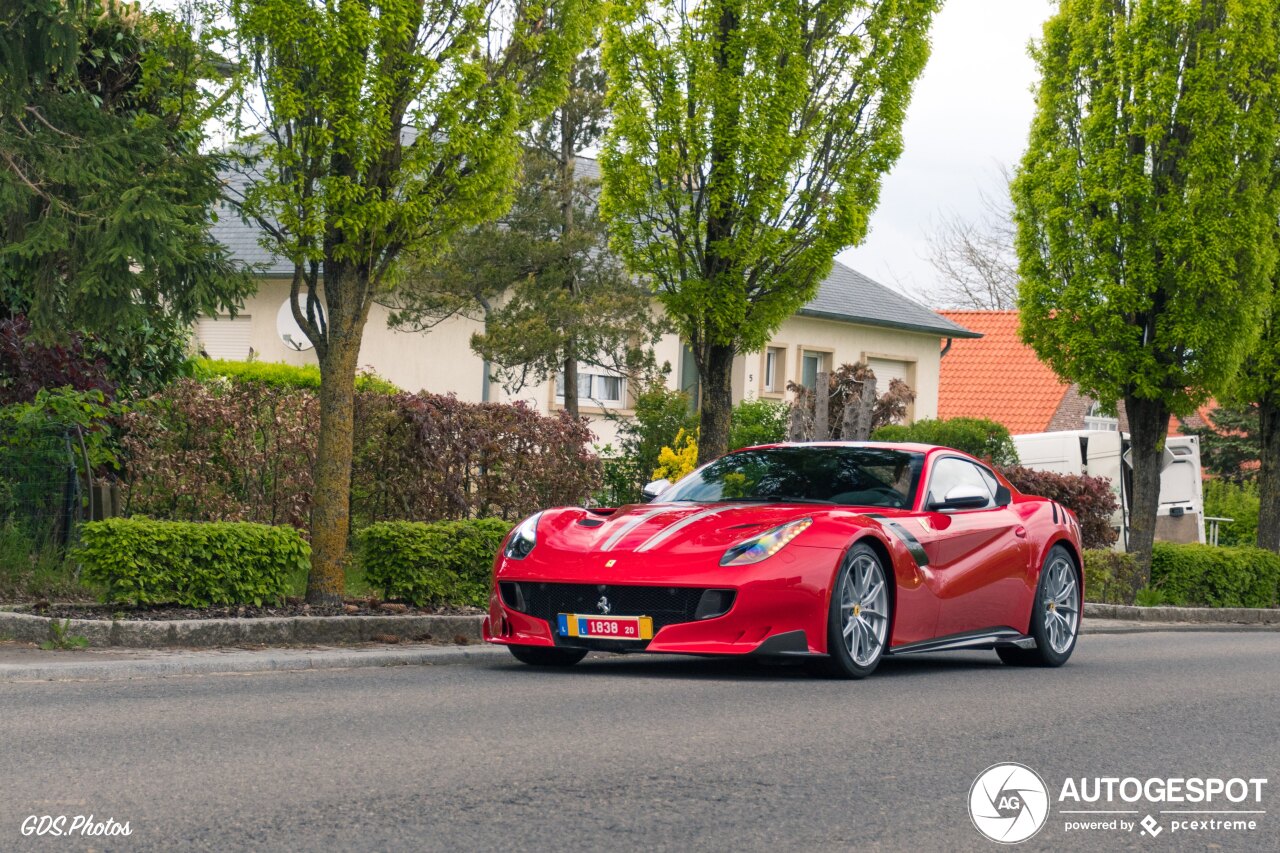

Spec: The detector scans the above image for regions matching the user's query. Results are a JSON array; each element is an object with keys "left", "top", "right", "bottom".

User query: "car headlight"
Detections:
[
  {"left": 503, "top": 512, "right": 542, "bottom": 559},
  {"left": 720, "top": 518, "right": 813, "bottom": 566}
]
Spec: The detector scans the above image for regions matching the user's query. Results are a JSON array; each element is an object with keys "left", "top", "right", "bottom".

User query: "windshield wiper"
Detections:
[{"left": 719, "top": 496, "right": 834, "bottom": 505}]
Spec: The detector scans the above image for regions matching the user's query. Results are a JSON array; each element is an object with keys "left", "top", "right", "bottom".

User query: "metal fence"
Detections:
[{"left": 0, "top": 420, "right": 81, "bottom": 554}]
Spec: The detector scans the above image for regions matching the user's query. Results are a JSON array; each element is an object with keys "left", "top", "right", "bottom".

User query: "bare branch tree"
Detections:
[{"left": 923, "top": 166, "right": 1019, "bottom": 310}]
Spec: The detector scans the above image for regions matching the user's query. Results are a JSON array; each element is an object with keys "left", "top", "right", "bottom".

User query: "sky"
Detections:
[{"left": 839, "top": 0, "right": 1056, "bottom": 303}]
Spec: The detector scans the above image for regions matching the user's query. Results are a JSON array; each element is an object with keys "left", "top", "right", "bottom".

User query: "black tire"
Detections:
[
  {"left": 817, "top": 542, "right": 893, "bottom": 679},
  {"left": 507, "top": 644, "right": 588, "bottom": 667},
  {"left": 998, "top": 544, "right": 1080, "bottom": 668}
]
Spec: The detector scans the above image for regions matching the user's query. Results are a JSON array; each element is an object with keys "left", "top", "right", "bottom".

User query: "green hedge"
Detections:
[
  {"left": 191, "top": 358, "right": 399, "bottom": 394},
  {"left": 1203, "top": 480, "right": 1259, "bottom": 547},
  {"left": 358, "top": 519, "right": 513, "bottom": 607},
  {"left": 76, "top": 518, "right": 309, "bottom": 607},
  {"left": 871, "top": 417, "right": 1019, "bottom": 465},
  {"left": 1149, "top": 542, "right": 1280, "bottom": 608},
  {"left": 1082, "top": 549, "right": 1142, "bottom": 604}
]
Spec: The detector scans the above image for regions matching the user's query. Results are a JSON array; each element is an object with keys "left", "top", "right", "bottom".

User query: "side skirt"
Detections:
[{"left": 887, "top": 627, "right": 1035, "bottom": 656}]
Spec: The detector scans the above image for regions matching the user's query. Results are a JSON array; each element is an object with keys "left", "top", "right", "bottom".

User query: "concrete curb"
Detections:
[
  {"left": 0, "top": 610, "right": 486, "bottom": 648},
  {"left": 1084, "top": 603, "right": 1280, "bottom": 625},
  {"left": 0, "top": 644, "right": 507, "bottom": 683}
]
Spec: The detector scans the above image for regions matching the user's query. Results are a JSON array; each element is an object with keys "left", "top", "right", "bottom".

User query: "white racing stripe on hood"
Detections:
[
  {"left": 600, "top": 506, "right": 671, "bottom": 551},
  {"left": 634, "top": 505, "right": 734, "bottom": 552}
]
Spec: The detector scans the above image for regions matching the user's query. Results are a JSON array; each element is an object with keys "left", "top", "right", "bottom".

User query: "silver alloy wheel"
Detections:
[
  {"left": 840, "top": 552, "right": 889, "bottom": 666},
  {"left": 1042, "top": 555, "right": 1079, "bottom": 654}
]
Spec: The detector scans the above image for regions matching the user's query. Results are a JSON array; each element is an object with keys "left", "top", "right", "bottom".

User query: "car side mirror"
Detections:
[
  {"left": 994, "top": 485, "right": 1012, "bottom": 507},
  {"left": 641, "top": 478, "right": 672, "bottom": 503},
  {"left": 928, "top": 484, "right": 990, "bottom": 512}
]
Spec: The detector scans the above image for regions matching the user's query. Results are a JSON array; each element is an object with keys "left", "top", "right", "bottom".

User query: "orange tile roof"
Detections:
[{"left": 937, "top": 310, "right": 1072, "bottom": 435}]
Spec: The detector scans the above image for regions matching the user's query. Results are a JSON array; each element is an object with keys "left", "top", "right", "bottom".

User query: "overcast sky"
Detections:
[{"left": 839, "top": 0, "right": 1056, "bottom": 303}]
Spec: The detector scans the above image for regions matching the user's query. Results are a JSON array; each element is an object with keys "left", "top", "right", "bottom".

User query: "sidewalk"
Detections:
[
  {"left": 2, "top": 617, "right": 1274, "bottom": 682},
  {"left": 0, "top": 641, "right": 506, "bottom": 683}
]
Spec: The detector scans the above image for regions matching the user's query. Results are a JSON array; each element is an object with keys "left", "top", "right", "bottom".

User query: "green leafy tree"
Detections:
[
  {"left": 387, "top": 52, "right": 665, "bottom": 418},
  {"left": 0, "top": 0, "right": 252, "bottom": 375},
  {"left": 600, "top": 0, "right": 939, "bottom": 463},
  {"left": 1012, "top": 0, "right": 1280, "bottom": 579},
  {"left": 224, "top": 0, "right": 593, "bottom": 603},
  {"left": 1179, "top": 406, "right": 1260, "bottom": 485},
  {"left": 1227, "top": 277, "right": 1280, "bottom": 551}
]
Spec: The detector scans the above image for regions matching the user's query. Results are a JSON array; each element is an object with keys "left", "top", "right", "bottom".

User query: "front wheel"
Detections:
[
  {"left": 998, "top": 545, "right": 1080, "bottom": 667},
  {"left": 818, "top": 542, "right": 892, "bottom": 679},
  {"left": 507, "top": 644, "right": 588, "bottom": 667}
]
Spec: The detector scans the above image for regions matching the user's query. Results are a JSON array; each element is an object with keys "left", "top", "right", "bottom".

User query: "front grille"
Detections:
[{"left": 504, "top": 582, "right": 708, "bottom": 633}]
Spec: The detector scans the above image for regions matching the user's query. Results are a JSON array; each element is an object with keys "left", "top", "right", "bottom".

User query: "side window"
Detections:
[{"left": 926, "top": 458, "right": 996, "bottom": 510}]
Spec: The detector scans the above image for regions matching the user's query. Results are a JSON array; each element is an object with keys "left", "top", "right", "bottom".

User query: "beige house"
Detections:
[{"left": 205, "top": 176, "right": 978, "bottom": 446}]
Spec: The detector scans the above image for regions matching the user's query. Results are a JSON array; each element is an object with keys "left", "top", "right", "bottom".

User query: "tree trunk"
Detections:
[
  {"left": 562, "top": 348, "right": 579, "bottom": 420},
  {"left": 558, "top": 104, "right": 579, "bottom": 420},
  {"left": 1257, "top": 400, "right": 1280, "bottom": 552},
  {"left": 1124, "top": 395, "right": 1170, "bottom": 586},
  {"left": 696, "top": 343, "right": 736, "bottom": 463},
  {"left": 306, "top": 327, "right": 360, "bottom": 605}
]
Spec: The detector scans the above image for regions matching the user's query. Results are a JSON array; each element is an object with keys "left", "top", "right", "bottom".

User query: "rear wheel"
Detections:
[
  {"left": 818, "top": 542, "right": 892, "bottom": 679},
  {"left": 507, "top": 644, "right": 588, "bottom": 667},
  {"left": 998, "top": 545, "right": 1080, "bottom": 667}
]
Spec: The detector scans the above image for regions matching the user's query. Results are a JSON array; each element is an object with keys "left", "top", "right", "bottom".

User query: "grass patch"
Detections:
[{"left": 0, "top": 524, "right": 98, "bottom": 603}]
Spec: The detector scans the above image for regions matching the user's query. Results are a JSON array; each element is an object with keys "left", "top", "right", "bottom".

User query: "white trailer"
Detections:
[{"left": 1011, "top": 430, "right": 1204, "bottom": 549}]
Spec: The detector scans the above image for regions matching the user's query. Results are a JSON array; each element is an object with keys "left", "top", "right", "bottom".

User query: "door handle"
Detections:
[{"left": 1014, "top": 526, "right": 1028, "bottom": 538}]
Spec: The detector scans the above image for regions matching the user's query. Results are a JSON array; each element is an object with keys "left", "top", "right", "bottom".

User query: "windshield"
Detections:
[{"left": 660, "top": 446, "right": 924, "bottom": 509}]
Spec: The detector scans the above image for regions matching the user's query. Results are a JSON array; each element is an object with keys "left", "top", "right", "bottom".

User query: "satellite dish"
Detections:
[{"left": 277, "top": 295, "right": 322, "bottom": 352}]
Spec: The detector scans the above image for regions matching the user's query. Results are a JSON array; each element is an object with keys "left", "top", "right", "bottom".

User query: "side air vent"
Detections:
[{"left": 694, "top": 589, "right": 736, "bottom": 620}]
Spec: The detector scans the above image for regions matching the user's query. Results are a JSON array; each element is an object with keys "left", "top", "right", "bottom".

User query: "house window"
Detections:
[
  {"left": 594, "top": 375, "right": 624, "bottom": 403},
  {"left": 762, "top": 346, "right": 785, "bottom": 393},
  {"left": 196, "top": 315, "right": 252, "bottom": 361},
  {"left": 555, "top": 370, "right": 628, "bottom": 409},
  {"left": 800, "top": 350, "right": 829, "bottom": 389},
  {"left": 1084, "top": 400, "right": 1119, "bottom": 431}
]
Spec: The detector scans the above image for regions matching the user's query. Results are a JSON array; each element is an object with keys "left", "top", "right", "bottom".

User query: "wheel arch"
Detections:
[{"left": 832, "top": 532, "right": 899, "bottom": 634}]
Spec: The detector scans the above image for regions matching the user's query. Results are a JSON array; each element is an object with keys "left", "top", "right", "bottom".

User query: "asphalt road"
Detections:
[{"left": 2, "top": 632, "right": 1277, "bottom": 852}]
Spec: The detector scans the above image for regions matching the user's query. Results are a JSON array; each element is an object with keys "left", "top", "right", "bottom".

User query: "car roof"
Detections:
[{"left": 735, "top": 441, "right": 948, "bottom": 455}]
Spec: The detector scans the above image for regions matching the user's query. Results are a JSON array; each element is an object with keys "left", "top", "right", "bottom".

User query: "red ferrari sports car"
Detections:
[{"left": 483, "top": 442, "right": 1084, "bottom": 678}]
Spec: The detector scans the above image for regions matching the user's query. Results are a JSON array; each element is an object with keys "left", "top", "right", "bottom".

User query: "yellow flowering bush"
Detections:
[{"left": 653, "top": 428, "right": 699, "bottom": 483}]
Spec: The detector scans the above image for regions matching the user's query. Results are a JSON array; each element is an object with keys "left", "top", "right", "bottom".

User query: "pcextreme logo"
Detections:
[{"left": 969, "top": 763, "right": 1051, "bottom": 844}]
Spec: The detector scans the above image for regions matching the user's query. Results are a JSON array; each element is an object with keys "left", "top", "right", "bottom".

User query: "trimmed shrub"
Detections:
[
  {"left": 351, "top": 393, "right": 602, "bottom": 524},
  {"left": 1082, "top": 549, "right": 1142, "bottom": 604},
  {"left": 1149, "top": 542, "right": 1280, "bottom": 608},
  {"left": 999, "top": 466, "right": 1119, "bottom": 550},
  {"left": 121, "top": 379, "right": 317, "bottom": 528},
  {"left": 871, "top": 417, "right": 1019, "bottom": 466},
  {"left": 730, "top": 398, "right": 790, "bottom": 451},
  {"left": 359, "top": 519, "right": 513, "bottom": 607},
  {"left": 121, "top": 380, "right": 602, "bottom": 527},
  {"left": 76, "top": 518, "right": 308, "bottom": 607},
  {"left": 1203, "top": 480, "right": 1259, "bottom": 547},
  {"left": 191, "top": 358, "right": 400, "bottom": 394}
]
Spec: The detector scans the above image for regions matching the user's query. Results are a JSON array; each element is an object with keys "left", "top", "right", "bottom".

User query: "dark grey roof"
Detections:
[
  {"left": 211, "top": 155, "right": 978, "bottom": 340},
  {"left": 800, "top": 260, "right": 981, "bottom": 339},
  {"left": 211, "top": 166, "right": 294, "bottom": 276}
]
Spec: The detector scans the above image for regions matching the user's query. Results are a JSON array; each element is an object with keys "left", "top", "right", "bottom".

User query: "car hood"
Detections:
[{"left": 523, "top": 501, "right": 833, "bottom": 569}]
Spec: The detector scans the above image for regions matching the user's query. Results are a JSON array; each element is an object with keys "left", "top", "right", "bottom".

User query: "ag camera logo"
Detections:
[{"left": 969, "top": 763, "right": 1050, "bottom": 844}]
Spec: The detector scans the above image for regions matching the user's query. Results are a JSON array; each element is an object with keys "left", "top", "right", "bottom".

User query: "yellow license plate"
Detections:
[{"left": 557, "top": 614, "right": 654, "bottom": 640}]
